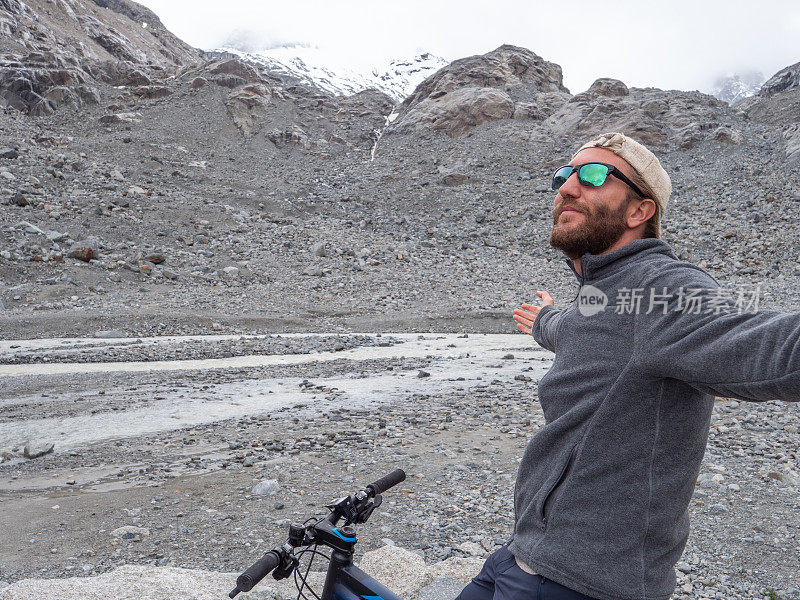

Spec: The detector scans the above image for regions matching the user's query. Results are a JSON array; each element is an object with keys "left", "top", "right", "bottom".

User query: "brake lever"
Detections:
[
  {"left": 347, "top": 493, "right": 382, "bottom": 525},
  {"left": 272, "top": 552, "right": 299, "bottom": 580}
]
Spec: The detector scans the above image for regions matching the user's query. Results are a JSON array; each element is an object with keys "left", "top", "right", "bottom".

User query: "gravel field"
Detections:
[{"left": 0, "top": 334, "right": 798, "bottom": 600}]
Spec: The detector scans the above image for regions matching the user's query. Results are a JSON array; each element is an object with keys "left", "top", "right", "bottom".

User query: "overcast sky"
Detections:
[{"left": 137, "top": 0, "right": 800, "bottom": 94}]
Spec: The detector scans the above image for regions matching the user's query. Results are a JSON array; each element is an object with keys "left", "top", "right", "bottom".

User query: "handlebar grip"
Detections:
[
  {"left": 366, "top": 469, "right": 406, "bottom": 496},
  {"left": 235, "top": 551, "right": 280, "bottom": 592}
]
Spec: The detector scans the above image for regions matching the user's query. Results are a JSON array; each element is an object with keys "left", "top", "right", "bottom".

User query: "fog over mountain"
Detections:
[{"left": 712, "top": 71, "right": 766, "bottom": 104}]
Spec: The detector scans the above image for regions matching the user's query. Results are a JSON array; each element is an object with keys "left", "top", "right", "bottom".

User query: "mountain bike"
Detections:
[{"left": 230, "top": 469, "right": 407, "bottom": 600}]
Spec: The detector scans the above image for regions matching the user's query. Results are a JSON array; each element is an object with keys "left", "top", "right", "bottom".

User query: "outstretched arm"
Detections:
[{"left": 635, "top": 267, "right": 800, "bottom": 402}]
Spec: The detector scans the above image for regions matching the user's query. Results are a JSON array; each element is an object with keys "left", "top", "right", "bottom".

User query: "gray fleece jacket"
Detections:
[{"left": 508, "top": 238, "right": 800, "bottom": 600}]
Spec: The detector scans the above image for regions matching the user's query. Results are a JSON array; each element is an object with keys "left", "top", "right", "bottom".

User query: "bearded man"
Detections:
[{"left": 454, "top": 132, "right": 800, "bottom": 600}]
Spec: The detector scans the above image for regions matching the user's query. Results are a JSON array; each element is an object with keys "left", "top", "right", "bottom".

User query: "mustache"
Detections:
[{"left": 554, "top": 203, "right": 588, "bottom": 217}]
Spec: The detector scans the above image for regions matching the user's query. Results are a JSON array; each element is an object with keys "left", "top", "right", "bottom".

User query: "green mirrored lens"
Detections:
[
  {"left": 578, "top": 163, "right": 609, "bottom": 187},
  {"left": 552, "top": 166, "right": 573, "bottom": 190}
]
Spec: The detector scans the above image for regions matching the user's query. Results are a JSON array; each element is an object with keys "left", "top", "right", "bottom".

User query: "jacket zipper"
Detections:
[
  {"left": 569, "top": 256, "right": 586, "bottom": 303},
  {"left": 540, "top": 444, "right": 578, "bottom": 530}
]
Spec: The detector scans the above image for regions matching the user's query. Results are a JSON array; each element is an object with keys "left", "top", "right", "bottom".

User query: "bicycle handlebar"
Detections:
[
  {"left": 230, "top": 469, "right": 406, "bottom": 597},
  {"left": 366, "top": 469, "right": 406, "bottom": 496},
  {"left": 230, "top": 550, "right": 280, "bottom": 597}
]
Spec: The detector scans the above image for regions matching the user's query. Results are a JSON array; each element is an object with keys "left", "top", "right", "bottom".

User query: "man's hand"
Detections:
[{"left": 513, "top": 291, "right": 555, "bottom": 335}]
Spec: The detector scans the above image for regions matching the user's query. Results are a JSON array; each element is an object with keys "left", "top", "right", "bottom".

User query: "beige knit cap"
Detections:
[{"left": 573, "top": 132, "right": 671, "bottom": 214}]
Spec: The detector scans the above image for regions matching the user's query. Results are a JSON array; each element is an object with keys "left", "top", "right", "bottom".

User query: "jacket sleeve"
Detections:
[
  {"left": 531, "top": 304, "right": 563, "bottom": 353},
  {"left": 634, "top": 264, "right": 800, "bottom": 402}
]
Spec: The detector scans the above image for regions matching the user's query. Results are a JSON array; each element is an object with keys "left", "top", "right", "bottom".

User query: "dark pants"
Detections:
[{"left": 455, "top": 547, "right": 598, "bottom": 600}]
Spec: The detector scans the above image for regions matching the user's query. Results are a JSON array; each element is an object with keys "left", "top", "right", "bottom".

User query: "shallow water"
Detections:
[{"left": 0, "top": 333, "right": 552, "bottom": 453}]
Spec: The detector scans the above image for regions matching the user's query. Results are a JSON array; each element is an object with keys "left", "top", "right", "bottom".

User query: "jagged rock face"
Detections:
[
  {"left": 739, "top": 61, "right": 800, "bottom": 127},
  {"left": 390, "top": 45, "right": 570, "bottom": 137},
  {"left": 546, "top": 87, "right": 741, "bottom": 149},
  {"left": 173, "top": 60, "right": 395, "bottom": 152},
  {"left": 387, "top": 42, "right": 747, "bottom": 149},
  {"left": 784, "top": 124, "right": 800, "bottom": 163},
  {"left": 0, "top": 0, "right": 200, "bottom": 114},
  {"left": 759, "top": 61, "right": 800, "bottom": 97},
  {"left": 0, "top": 51, "right": 98, "bottom": 115}
]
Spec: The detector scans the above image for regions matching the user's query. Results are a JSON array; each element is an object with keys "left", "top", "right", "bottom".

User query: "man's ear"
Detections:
[{"left": 628, "top": 198, "right": 656, "bottom": 227}]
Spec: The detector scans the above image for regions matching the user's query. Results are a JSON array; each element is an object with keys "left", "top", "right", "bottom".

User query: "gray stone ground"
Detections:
[{"left": 0, "top": 334, "right": 798, "bottom": 600}]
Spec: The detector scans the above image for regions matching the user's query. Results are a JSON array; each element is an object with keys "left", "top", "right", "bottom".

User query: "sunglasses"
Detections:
[{"left": 551, "top": 162, "right": 644, "bottom": 198}]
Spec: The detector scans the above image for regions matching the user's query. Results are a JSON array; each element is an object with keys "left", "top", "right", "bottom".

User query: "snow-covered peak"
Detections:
[
  {"left": 210, "top": 44, "right": 448, "bottom": 102},
  {"left": 711, "top": 72, "right": 765, "bottom": 104}
]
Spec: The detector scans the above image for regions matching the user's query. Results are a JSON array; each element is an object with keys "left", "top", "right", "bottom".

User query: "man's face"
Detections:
[{"left": 549, "top": 147, "right": 635, "bottom": 260}]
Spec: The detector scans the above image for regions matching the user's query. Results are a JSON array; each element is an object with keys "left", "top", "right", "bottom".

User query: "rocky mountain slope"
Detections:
[
  {"left": 0, "top": 0, "right": 200, "bottom": 115},
  {"left": 1, "top": 6, "right": 799, "bottom": 337}
]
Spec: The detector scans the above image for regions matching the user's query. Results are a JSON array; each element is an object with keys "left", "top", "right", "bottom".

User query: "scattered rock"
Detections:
[
  {"left": 68, "top": 239, "right": 99, "bottom": 262},
  {"left": 110, "top": 525, "right": 150, "bottom": 540},
  {"left": 189, "top": 76, "right": 208, "bottom": 89},
  {"left": 252, "top": 479, "right": 280, "bottom": 495},
  {"left": 145, "top": 253, "right": 165, "bottom": 265},
  {"left": 23, "top": 441, "right": 54, "bottom": 459},
  {"left": 11, "top": 191, "right": 29, "bottom": 206},
  {"left": 94, "top": 330, "right": 126, "bottom": 339}
]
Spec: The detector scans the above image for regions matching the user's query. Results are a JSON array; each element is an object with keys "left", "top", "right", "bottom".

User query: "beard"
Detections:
[{"left": 549, "top": 200, "right": 628, "bottom": 260}]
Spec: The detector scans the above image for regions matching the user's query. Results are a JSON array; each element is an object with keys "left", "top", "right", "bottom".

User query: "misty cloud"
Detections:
[{"left": 136, "top": 0, "right": 800, "bottom": 95}]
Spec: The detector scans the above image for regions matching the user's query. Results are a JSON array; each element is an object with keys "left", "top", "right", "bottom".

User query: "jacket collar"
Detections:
[{"left": 564, "top": 238, "right": 677, "bottom": 282}]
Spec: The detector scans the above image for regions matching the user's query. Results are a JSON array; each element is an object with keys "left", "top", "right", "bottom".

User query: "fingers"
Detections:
[
  {"left": 536, "top": 290, "right": 555, "bottom": 306},
  {"left": 515, "top": 291, "right": 555, "bottom": 336},
  {"left": 513, "top": 314, "right": 532, "bottom": 328}
]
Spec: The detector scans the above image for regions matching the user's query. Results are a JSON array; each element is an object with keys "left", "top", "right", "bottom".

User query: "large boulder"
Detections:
[
  {"left": 391, "top": 86, "right": 515, "bottom": 137},
  {"left": 0, "top": 564, "right": 288, "bottom": 600},
  {"left": 402, "top": 45, "right": 568, "bottom": 109},
  {"left": 0, "top": 550, "right": 482, "bottom": 600},
  {"left": 225, "top": 83, "right": 271, "bottom": 136},
  {"left": 587, "top": 78, "right": 629, "bottom": 97},
  {"left": 358, "top": 545, "right": 483, "bottom": 599},
  {"left": 784, "top": 124, "right": 800, "bottom": 164},
  {"left": 209, "top": 58, "right": 261, "bottom": 83},
  {"left": 390, "top": 45, "right": 569, "bottom": 136}
]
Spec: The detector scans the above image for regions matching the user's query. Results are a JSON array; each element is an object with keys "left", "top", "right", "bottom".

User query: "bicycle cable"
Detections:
[{"left": 293, "top": 544, "right": 330, "bottom": 600}]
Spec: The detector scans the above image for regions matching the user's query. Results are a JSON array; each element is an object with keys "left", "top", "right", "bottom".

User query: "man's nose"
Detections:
[{"left": 555, "top": 171, "right": 581, "bottom": 205}]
